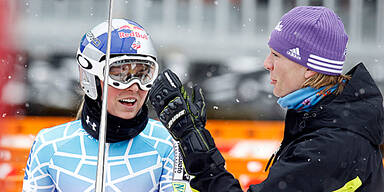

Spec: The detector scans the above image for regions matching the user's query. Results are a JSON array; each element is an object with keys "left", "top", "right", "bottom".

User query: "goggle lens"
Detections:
[{"left": 109, "top": 59, "right": 156, "bottom": 85}]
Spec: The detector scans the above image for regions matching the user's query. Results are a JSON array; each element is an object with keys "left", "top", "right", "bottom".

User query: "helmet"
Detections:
[{"left": 76, "top": 19, "right": 159, "bottom": 100}]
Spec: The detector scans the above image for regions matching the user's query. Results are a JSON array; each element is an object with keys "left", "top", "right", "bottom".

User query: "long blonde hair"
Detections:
[
  {"left": 302, "top": 73, "right": 351, "bottom": 95},
  {"left": 76, "top": 96, "right": 85, "bottom": 120}
]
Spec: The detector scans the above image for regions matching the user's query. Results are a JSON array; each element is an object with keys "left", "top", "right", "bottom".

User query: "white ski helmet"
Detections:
[{"left": 76, "top": 19, "right": 159, "bottom": 100}]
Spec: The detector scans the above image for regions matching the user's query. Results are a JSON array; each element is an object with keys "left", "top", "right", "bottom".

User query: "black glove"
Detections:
[{"left": 149, "top": 69, "right": 225, "bottom": 176}]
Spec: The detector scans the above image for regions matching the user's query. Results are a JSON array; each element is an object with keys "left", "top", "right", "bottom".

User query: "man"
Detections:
[
  {"left": 23, "top": 19, "right": 191, "bottom": 191},
  {"left": 149, "top": 6, "right": 384, "bottom": 192}
]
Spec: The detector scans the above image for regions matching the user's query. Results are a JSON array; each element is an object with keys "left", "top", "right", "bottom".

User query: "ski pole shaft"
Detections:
[{"left": 95, "top": 0, "right": 114, "bottom": 191}]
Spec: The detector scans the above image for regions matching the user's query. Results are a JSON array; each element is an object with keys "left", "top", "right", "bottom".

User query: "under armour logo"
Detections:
[{"left": 86, "top": 115, "right": 97, "bottom": 131}]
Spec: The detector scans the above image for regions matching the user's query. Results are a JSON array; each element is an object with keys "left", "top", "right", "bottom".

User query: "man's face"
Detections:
[
  {"left": 101, "top": 82, "right": 148, "bottom": 119},
  {"left": 263, "top": 48, "right": 308, "bottom": 97}
]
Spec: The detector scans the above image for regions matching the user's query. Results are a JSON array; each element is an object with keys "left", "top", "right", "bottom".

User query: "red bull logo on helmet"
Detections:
[
  {"left": 117, "top": 22, "right": 148, "bottom": 40},
  {"left": 131, "top": 40, "right": 141, "bottom": 50},
  {"left": 118, "top": 23, "right": 144, "bottom": 31},
  {"left": 118, "top": 31, "right": 148, "bottom": 40}
]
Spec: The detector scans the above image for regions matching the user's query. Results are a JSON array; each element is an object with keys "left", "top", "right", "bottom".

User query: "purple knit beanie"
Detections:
[{"left": 268, "top": 6, "right": 348, "bottom": 75}]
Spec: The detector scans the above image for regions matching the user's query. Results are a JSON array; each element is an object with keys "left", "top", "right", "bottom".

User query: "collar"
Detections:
[{"left": 80, "top": 95, "right": 148, "bottom": 143}]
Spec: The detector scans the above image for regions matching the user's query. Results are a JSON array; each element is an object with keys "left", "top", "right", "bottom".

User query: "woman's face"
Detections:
[
  {"left": 263, "top": 48, "right": 311, "bottom": 97},
  {"left": 101, "top": 82, "right": 148, "bottom": 119}
]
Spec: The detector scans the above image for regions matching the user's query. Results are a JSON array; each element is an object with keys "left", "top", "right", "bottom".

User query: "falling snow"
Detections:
[
  {"left": 278, "top": 181, "right": 287, "bottom": 189},
  {"left": 187, "top": 81, "right": 193, "bottom": 88}
]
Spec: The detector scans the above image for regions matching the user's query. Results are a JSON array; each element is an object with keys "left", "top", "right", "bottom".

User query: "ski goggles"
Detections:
[{"left": 107, "top": 55, "right": 159, "bottom": 90}]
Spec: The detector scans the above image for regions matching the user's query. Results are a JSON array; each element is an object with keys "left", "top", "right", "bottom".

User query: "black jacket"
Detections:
[{"left": 191, "top": 63, "right": 384, "bottom": 192}]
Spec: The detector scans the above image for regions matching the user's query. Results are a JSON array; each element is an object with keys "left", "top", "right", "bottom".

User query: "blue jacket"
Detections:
[{"left": 23, "top": 119, "right": 177, "bottom": 192}]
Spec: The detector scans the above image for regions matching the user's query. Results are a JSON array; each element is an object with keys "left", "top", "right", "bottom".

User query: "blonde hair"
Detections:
[
  {"left": 302, "top": 73, "right": 351, "bottom": 95},
  {"left": 75, "top": 96, "right": 85, "bottom": 120}
]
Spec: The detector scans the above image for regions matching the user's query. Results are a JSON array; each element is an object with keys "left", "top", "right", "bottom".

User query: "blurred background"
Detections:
[{"left": 0, "top": 0, "right": 383, "bottom": 191}]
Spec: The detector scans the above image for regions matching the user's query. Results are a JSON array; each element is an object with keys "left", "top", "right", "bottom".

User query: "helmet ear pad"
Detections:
[
  {"left": 78, "top": 65, "right": 103, "bottom": 105},
  {"left": 79, "top": 67, "right": 99, "bottom": 100}
]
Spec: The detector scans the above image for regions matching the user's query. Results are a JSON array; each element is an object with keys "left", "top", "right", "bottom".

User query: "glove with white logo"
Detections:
[{"left": 149, "top": 69, "right": 225, "bottom": 176}]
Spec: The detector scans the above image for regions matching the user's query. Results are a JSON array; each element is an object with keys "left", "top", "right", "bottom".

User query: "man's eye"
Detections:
[{"left": 272, "top": 52, "right": 278, "bottom": 57}]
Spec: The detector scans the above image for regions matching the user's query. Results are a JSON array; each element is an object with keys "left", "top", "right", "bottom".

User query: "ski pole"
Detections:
[{"left": 95, "top": 0, "right": 114, "bottom": 191}]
